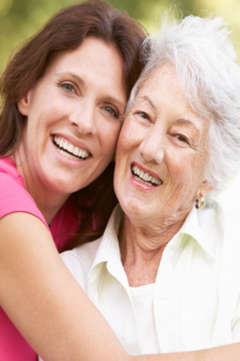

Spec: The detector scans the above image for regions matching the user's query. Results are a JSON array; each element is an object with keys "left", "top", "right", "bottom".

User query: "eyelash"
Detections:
[
  {"left": 57, "top": 81, "right": 120, "bottom": 119},
  {"left": 58, "top": 81, "right": 77, "bottom": 94},
  {"left": 136, "top": 111, "right": 151, "bottom": 122},
  {"left": 103, "top": 104, "right": 120, "bottom": 119},
  {"left": 175, "top": 133, "right": 190, "bottom": 145}
]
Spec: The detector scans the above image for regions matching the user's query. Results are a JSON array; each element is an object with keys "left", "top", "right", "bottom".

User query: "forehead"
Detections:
[
  {"left": 134, "top": 64, "right": 210, "bottom": 132},
  {"left": 38, "top": 36, "right": 127, "bottom": 103},
  {"left": 48, "top": 36, "right": 122, "bottom": 74},
  {"left": 137, "top": 64, "right": 188, "bottom": 107},
  {"left": 53, "top": 36, "right": 117, "bottom": 65}
]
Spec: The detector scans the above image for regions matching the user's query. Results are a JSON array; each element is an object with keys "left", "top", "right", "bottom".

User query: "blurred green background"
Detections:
[
  {"left": 1, "top": 0, "right": 240, "bottom": 205},
  {"left": 1, "top": 0, "right": 240, "bottom": 72}
]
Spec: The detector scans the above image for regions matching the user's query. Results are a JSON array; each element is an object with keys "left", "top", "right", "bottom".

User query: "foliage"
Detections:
[{"left": 1, "top": 0, "right": 240, "bottom": 71}]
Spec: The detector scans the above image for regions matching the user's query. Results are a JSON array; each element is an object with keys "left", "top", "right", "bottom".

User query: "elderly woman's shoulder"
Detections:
[
  {"left": 216, "top": 198, "right": 240, "bottom": 274},
  {"left": 217, "top": 196, "right": 240, "bottom": 237},
  {"left": 201, "top": 197, "right": 240, "bottom": 255},
  {"left": 61, "top": 237, "right": 102, "bottom": 289}
]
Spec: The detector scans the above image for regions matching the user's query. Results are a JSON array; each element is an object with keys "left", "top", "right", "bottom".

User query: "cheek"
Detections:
[
  {"left": 169, "top": 154, "right": 195, "bottom": 187},
  {"left": 100, "top": 123, "right": 121, "bottom": 156},
  {"left": 117, "top": 119, "right": 142, "bottom": 153},
  {"left": 168, "top": 145, "right": 206, "bottom": 184},
  {"left": 191, "top": 151, "right": 208, "bottom": 182},
  {"left": 168, "top": 157, "right": 205, "bottom": 204},
  {"left": 114, "top": 132, "right": 131, "bottom": 170},
  {"left": 114, "top": 134, "right": 130, "bottom": 182}
]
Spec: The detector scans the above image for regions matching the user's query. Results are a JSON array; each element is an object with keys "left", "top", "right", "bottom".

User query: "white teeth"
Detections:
[
  {"left": 132, "top": 165, "right": 162, "bottom": 186},
  {"left": 59, "top": 149, "right": 78, "bottom": 160},
  {"left": 53, "top": 136, "right": 90, "bottom": 159}
]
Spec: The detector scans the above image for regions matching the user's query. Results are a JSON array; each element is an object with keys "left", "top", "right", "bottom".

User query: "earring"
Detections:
[{"left": 195, "top": 193, "right": 205, "bottom": 210}]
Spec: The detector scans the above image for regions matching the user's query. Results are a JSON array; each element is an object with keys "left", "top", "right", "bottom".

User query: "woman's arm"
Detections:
[
  {"left": 0, "top": 212, "right": 130, "bottom": 361},
  {"left": 132, "top": 343, "right": 240, "bottom": 361},
  {"left": 1, "top": 214, "right": 240, "bottom": 361}
]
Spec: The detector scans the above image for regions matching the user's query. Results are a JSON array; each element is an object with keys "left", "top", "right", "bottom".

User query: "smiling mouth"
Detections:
[
  {"left": 131, "top": 164, "right": 163, "bottom": 187},
  {"left": 53, "top": 136, "right": 91, "bottom": 160}
]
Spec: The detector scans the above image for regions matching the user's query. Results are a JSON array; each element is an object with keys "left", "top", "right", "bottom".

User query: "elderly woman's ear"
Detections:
[
  {"left": 199, "top": 179, "right": 213, "bottom": 197},
  {"left": 195, "top": 180, "right": 214, "bottom": 209}
]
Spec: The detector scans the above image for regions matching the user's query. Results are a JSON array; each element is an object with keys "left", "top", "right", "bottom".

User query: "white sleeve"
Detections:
[
  {"left": 232, "top": 292, "right": 240, "bottom": 341},
  {"left": 60, "top": 249, "right": 86, "bottom": 289}
]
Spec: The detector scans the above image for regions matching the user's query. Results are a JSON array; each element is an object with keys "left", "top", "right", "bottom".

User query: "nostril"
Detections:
[
  {"left": 69, "top": 117, "right": 94, "bottom": 135},
  {"left": 140, "top": 145, "right": 164, "bottom": 165}
]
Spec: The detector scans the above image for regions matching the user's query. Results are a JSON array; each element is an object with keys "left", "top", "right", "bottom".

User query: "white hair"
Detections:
[{"left": 129, "top": 15, "right": 240, "bottom": 194}]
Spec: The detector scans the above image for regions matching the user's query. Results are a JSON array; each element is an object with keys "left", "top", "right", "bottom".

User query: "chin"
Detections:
[
  {"left": 45, "top": 178, "right": 79, "bottom": 196},
  {"left": 120, "top": 196, "right": 145, "bottom": 220}
]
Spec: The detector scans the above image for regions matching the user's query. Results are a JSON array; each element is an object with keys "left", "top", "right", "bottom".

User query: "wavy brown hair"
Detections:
[{"left": 0, "top": 0, "right": 146, "bottom": 248}]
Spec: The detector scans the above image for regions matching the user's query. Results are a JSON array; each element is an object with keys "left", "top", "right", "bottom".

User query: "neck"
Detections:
[
  {"left": 13, "top": 154, "right": 68, "bottom": 224},
  {"left": 31, "top": 191, "right": 68, "bottom": 225},
  {"left": 119, "top": 214, "right": 185, "bottom": 287}
]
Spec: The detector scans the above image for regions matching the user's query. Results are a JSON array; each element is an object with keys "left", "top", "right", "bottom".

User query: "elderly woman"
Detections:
[{"left": 59, "top": 14, "right": 240, "bottom": 359}]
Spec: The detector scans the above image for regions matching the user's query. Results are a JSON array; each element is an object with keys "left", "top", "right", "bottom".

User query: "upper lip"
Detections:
[{"left": 131, "top": 161, "right": 163, "bottom": 184}]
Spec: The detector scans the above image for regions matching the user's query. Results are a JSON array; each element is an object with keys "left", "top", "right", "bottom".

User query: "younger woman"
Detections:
[{"left": 0, "top": 2, "right": 146, "bottom": 360}]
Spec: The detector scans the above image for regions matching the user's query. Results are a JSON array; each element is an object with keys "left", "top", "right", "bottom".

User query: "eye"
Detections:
[
  {"left": 103, "top": 104, "right": 120, "bottom": 119},
  {"left": 175, "top": 134, "right": 190, "bottom": 144},
  {"left": 58, "top": 81, "right": 76, "bottom": 93},
  {"left": 136, "top": 111, "right": 151, "bottom": 121}
]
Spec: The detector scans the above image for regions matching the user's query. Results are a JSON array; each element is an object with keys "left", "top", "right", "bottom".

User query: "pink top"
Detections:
[{"left": 0, "top": 157, "right": 81, "bottom": 361}]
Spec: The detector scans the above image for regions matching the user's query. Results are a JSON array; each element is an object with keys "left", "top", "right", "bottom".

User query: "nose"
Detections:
[
  {"left": 69, "top": 99, "right": 96, "bottom": 135},
  {"left": 139, "top": 125, "right": 165, "bottom": 165}
]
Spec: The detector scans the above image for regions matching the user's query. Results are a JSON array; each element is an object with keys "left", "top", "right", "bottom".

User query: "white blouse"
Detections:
[{"left": 60, "top": 203, "right": 240, "bottom": 355}]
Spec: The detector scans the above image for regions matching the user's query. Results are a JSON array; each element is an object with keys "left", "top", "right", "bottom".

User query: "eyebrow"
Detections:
[
  {"left": 56, "top": 71, "right": 126, "bottom": 111},
  {"left": 174, "top": 118, "right": 200, "bottom": 136},
  {"left": 136, "top": 95, "right": 201, "bottom": 134},
  {"left": 56, "top": 71, "right": 86, "bottom": 90},
  {"left": 140, "top": 95, "right": 157, "bottom": 113}
]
